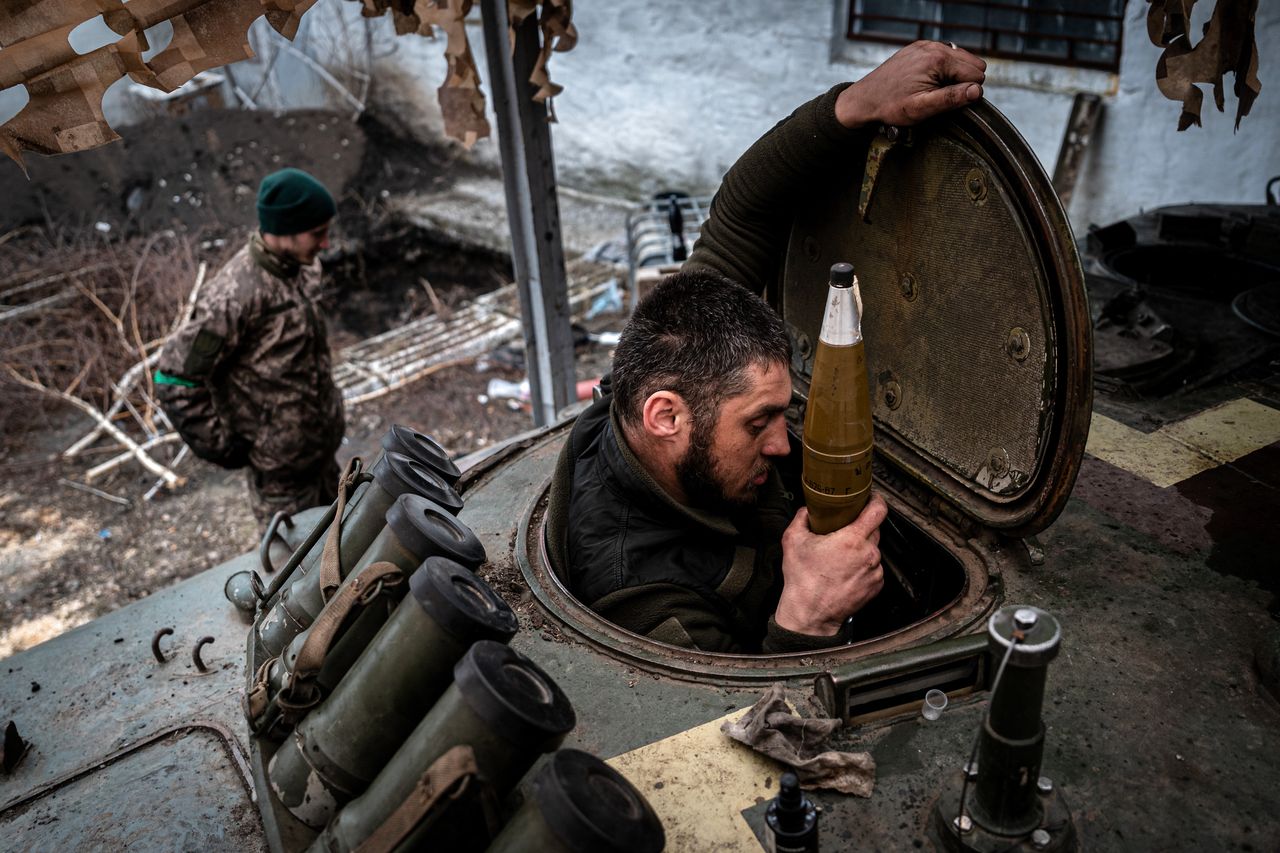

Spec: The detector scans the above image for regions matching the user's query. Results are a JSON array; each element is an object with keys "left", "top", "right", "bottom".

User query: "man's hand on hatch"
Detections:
[
  {"left": 774, "top": 493, "right": 889, "bottom": 637},
  {"left": 836, "top": 40, "right": 987, "bottom": 130}
]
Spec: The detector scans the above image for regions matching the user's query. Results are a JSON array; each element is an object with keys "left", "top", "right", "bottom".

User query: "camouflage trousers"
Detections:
[{"left": 248, "top": 456, "right": 341, "bottom": 527}]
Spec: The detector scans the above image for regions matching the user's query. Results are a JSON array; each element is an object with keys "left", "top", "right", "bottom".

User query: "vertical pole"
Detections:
[
  {"left": 479, "top": 0, "right": 575, "bottom": 426},
  {"left": 1051, "top": 92, "right": 1102, "bottom": 212}
]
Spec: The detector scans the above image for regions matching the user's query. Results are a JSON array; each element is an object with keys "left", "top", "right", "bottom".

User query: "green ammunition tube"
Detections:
[
  {"left": 313, "top": 641, "right": 576, "bottom": 853},
  {"left": 257, "top": 451, "right": 464, "bottom": 659},
  {"left": 268, "top": 557, "right": 517, "bottom": 828},
  {"left": 269, "top": 494, "right": 487, "bottom": 701},
  {"left": 485, "top": 749, "right": 665, "bottom": 853},
  {"left": 313, "top": 495, "right": 488, "bottom": 694},
  {"left": 802, "top": 262, "right": 874, "bottom": 534},
  {"left": 265, "top": 420, "right": 462, "bottom": 620},
  {"left": 382, "top": 425, "right": 461, "bottom": 486}
]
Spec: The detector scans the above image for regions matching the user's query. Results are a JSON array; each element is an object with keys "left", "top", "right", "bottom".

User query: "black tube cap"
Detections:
[
  {"left": 534, "top": 750, "right": 665, "bottom": 853},
  {"left": 386, "top": 494, "right": 486, "bottom": 569},
  {"left": 410, "top": 557, "right": 517, "bottom": 645},
  {"left": 380, "top": 425, "right": 461, "bottom": 486},
  {"left": 372, "top": 452, "right": 464, "bottom": 515},
  {"left": 829, "top": 262, "right": 854, "bottom": 288},
  {"left": 454, "top": 641, "right": 575, "bottom": 749}
]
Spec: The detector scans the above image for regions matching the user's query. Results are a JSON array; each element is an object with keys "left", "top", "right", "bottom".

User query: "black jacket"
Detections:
[{"left": 547, "top": 389, "right": 838, "bottom": 653}]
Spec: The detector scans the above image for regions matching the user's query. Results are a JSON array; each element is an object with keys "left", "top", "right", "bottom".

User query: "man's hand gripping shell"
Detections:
[{"left": 774, "top": 494, "right": 890, "bottom": 638}]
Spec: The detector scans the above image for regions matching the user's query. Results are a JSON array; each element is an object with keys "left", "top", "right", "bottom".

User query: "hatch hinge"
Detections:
[
  {"left": 858, "top": 125, "right": 912, "bottom": 221},
  {"left": 1021, "top": 534, "right": 1046, "bottom": 566},
  {"left": 926, "top": 494, "right": 978, "bottom": 543},
  {"left": 992, "top": 533, "right": 1047, "bottom": 567}
]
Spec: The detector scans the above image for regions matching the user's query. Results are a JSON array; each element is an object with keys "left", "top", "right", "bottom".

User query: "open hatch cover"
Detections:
[{"left": 781, "top": 101, "right": 1093, "bottom": 536}]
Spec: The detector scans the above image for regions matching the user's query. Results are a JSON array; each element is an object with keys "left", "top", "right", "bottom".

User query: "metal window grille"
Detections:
[{"left": 846, "top": 0, "right": 1124, "bottom": 72}]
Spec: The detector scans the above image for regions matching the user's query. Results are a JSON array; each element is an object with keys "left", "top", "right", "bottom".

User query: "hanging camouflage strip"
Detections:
[
  {"left": 354, "top": 0, "right": 491, "bottom": 148},
  {"left": 1147, "top": 0, "right": 1261, "bottom": 131},
  {"left": 509, "top": 0, "right": 576, "bottom": 108},
  {"left": 422, "top": 0, "right": 490, "bottom": 148},
  {"left": 349, "top": 0, "right": 576, "bottom": 148},
  {"left": 0, "top": 0, "right": 575, "bottom": 165}
]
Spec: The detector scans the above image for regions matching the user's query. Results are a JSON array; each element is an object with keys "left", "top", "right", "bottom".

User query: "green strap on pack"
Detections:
[{"left": 154, "top": 369, "right": 197, "bottom": 388}]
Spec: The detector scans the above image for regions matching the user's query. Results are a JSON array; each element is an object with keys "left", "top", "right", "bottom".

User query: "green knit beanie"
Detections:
[{"left": 256, "top": 168, "right": 336, "bottom": 235}]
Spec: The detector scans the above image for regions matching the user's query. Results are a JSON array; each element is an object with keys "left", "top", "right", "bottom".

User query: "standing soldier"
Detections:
[{"left": 154, "top": 167, "right": 346, "bottom": 526}]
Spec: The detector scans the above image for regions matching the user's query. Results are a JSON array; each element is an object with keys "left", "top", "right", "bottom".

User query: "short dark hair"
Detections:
[{"left": 612, "top": 269, "right": 792, "bottom": 427}]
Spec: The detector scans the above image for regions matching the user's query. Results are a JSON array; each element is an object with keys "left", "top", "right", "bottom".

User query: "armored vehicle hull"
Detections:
[
  {"left": 3, "top": 95, "right": 1278, "bottom": 849},
  {"left": 2, "top": 392, "right": 1278, "bottom": 850}
]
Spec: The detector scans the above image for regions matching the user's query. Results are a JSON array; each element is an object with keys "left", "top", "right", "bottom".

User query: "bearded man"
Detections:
[{"left": 546, "top": 41, "right": 986, "bottom": 651}]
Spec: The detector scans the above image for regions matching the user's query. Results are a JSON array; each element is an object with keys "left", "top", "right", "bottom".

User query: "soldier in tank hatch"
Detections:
[
  {"left": 545, "top": 41, "right": 987, "bottom": 652},
  {"left": 155, "top": 168, "right": 345, "bottom": 526}
]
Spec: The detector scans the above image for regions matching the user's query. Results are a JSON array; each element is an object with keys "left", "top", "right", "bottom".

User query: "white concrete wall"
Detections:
[
  {"left": 551, "top": 0, "right": 1279, "bottom": 230},
  {"left": 85, "top": 0, "right": 1280, "bottom": 232}
]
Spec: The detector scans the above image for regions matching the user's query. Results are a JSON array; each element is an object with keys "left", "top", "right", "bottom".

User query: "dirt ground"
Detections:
[
  {"left": 0, "top": 106, "right": 625, "bottom": 660},
  {"left": 0, "top": 351, "right": 614, "bottom": 660}
]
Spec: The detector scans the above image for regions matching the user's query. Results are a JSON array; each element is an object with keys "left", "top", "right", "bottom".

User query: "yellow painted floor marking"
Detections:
[
  {"left": 607, "top": 707, "right": 775, "bottom": 852},
  {"left": 1086, "top": 398, "right": 1280, "bottom": 489}
]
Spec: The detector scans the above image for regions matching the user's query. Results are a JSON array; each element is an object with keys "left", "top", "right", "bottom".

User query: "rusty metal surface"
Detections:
[
  {"left": 0, "top": 723, "right": 263, "bottom": 852},
  {"left": 473, "top": 416, "right": 1280, "bottom": 850},
  {"left": 782, "top": 101, "right": 1093, "bottom": 537},
  {"left": 0, "top": 508, "right": 323, "bottom": 847}
]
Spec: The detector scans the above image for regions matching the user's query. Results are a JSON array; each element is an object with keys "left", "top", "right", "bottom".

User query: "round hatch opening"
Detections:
[
  {"left": 517, "top": 483, "right": 1001, "bottom": 686},
  {"left": 1101, "top": 244, "right": 1277, "bottom": 301}
]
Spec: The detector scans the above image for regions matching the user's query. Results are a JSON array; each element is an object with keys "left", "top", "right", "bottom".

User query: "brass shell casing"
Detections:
[{"left": 802, "top": 268, "right": 873, "bottom": 535}]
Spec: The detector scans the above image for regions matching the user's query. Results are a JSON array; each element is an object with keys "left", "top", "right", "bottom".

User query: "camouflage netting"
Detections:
[{"left": 0, "top": 0, "right": 576, "bottom": 166}]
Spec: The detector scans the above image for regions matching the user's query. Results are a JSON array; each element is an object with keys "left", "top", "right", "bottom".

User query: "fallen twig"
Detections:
[
  {"left": 144, "top": 445, "right": 188, "bottom": 501},
  {"left": 86, "top": 432, "right": 180, "bottom": 481},
  {"left": 63, "top": 356, "right": 96, "bottom": 397},
  {"left": 58, "top": 477, "right": 131, "bottom": 507},
  {"left": 0, "top": 287, "right": 78, "bottom": 323},
  {"left": 0, "top": 262, "right": 112, "bottom": 301},
  {"left": 63, "top": 260, "right": 206, "bottom": 457},
  {"left": 7, "top": 368, "right": 183, "bottom": 488},
  {"left": 63, "top": 352, "right": 159, "bottom": 457},
  {"left": 171, "top": 261, "right": 208, "bottom": 336},
  {"left": 419, "top": 276, "right": 453, "bottom": 321}
]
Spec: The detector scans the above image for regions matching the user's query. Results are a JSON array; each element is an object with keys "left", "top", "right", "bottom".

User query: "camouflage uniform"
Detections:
[{"left": 156, "top": 234, "right": 345, "bottom": 524}]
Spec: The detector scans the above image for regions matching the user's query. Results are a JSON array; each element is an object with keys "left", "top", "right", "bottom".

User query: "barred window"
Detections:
[{"left": 846, "top": 0, "right": 1125, "bottom": 72}]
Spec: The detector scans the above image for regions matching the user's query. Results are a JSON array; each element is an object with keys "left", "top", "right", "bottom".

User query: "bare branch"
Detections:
[
  {"left": 144, "top": 445, "right": 188, "bottom": 501},
  {"left": 58, "top": 478, "right": 132, "bottom": 507},
  {"left": 86, "top": 433, "right": 181, "bottom": 481},
  {"left": 6, "top": 367, "right": 183, "bottom": 488}
]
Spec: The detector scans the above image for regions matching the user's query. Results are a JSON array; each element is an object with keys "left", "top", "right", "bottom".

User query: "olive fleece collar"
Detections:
[{"left": 249, "top": 232, "right": 301, "bottom": 280}]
